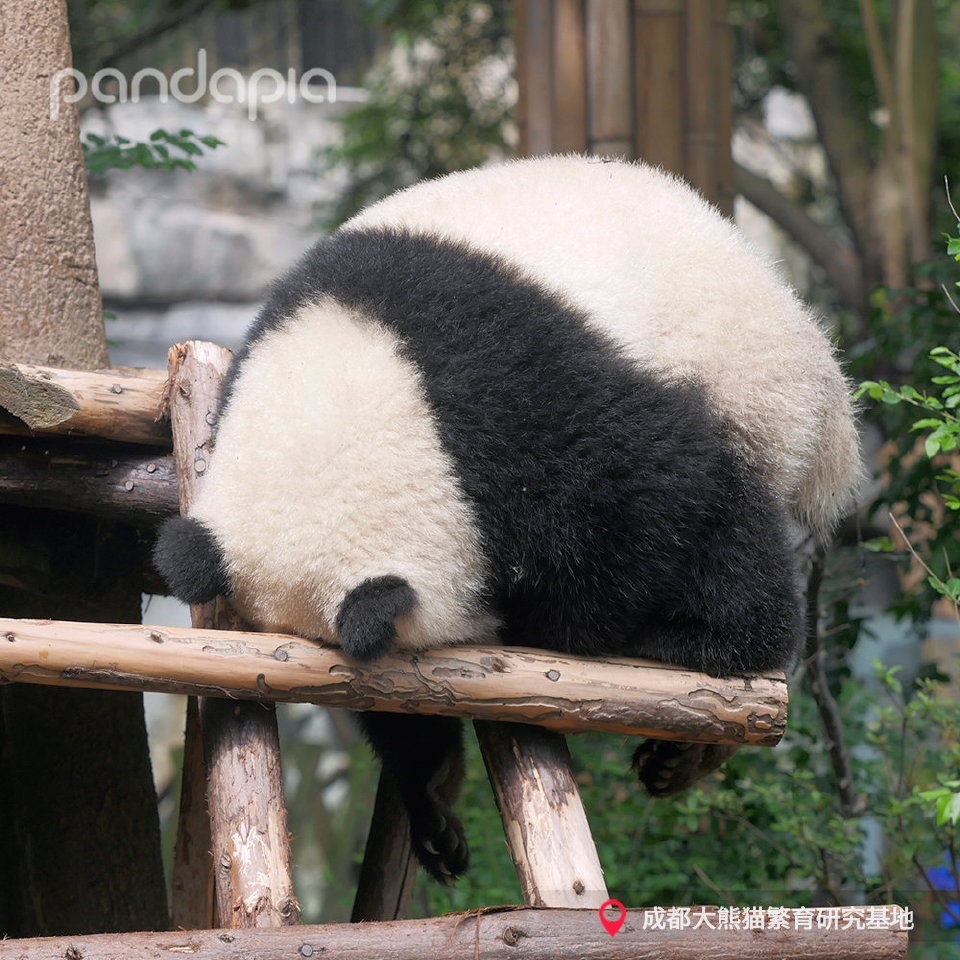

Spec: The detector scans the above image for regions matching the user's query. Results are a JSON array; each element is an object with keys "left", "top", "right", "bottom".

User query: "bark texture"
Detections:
[
  {"left": 0, "top": 618, "right": 789, "bottom": 745},
  {"left": 0, "top": 1, "right": 107, "bottom": 366},
  {"left": 475, "top": 720, "right": 608, "bottom": 908},
  {"left": 1, "top": 906, "right": 910, "bottom": 960}
]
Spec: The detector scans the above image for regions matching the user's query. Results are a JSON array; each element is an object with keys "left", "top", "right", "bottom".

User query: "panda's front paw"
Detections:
[
  {"left": 633, "top": 740, "right": 739, "bottom": 796},
  {"left": 336, "top": 575, "right": 417, "bottom": 661}
]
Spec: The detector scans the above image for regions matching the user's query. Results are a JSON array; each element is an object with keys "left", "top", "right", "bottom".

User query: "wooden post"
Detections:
[
  {"left": 683, "top": 0, "right": 720, "bottom": 202},
  {"left": 475, "top": 721, "right": 607, "bottom": 908},
  {"left": 164, "top": 341, "right": 299, "bottom": 929},
  {"left": 517, "top": 0, "right": 555, "bottom": 155}
]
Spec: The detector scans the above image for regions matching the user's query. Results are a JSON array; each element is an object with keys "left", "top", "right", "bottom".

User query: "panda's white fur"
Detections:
[
  {"left": 192, "top": 299, "right": 498, "bottom": 648},
  {"left": 346, "top": 155, "right": 860, "bottom": 537}
]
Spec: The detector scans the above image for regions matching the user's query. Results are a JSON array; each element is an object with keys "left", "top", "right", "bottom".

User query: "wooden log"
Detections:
[
  {"left": 167, "top": 341, "right": 227, "bottom": 929},
  {"left": 0, "top": 361, "right": 169, "bottom": 446},
  {"left": 201, "top": 699, "right": 299, "bottom": 928},
  {"left": 165, "top": 340, "right": 299, "bottom": 930},
  {"left": 0, "top": 906, "right": 911, "bottom": 960},
  {"left": 350, "top": 769, "right": 418, "bottom": 922},
  {"left": 475, "top": 721, "right": 607, "bottom": 907},
  {"left": 586, "top": 0, "right": 633, "bottom": 158},
  {"left": 0, "top": 618, "right": 788, "bottom": 745},
  {"left": 0, "top": 436, "right": 178, "bottom": 523}
]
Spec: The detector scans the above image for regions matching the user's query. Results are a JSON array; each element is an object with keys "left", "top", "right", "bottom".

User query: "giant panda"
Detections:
[{"left": 154, "top": 155, "right": 861, "bottom": 884}]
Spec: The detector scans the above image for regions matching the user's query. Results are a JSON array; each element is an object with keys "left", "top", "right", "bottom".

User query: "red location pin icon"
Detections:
[{"left": 599, "top": 898, "right": 626, "bottom": 936}]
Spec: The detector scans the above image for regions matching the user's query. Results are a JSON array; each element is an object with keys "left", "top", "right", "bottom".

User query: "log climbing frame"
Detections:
[{"left": 0, "top": 346, "right": 908, "bottom": 959}]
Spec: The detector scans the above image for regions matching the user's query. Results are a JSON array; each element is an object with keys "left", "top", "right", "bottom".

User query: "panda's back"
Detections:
[
  {"left": 203, "top": 226, "right": 800, "bottom": 668},
  {"left": 344, "top": 155, "right": 860, "bottom": 537}
]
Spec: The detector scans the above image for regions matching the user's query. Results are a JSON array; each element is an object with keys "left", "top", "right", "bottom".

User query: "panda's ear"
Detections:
[
  {"left": 336, "top": 576, "right": 417, "bottom": 661},
  {"left": 153, "top": 516, "right": 231, "bottom": 605}
]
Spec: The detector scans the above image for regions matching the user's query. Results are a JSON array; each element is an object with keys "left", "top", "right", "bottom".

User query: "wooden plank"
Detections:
[
  {"left": 0, "top": 617, "right": 788, "bottom": 745},
  {"left": 475, "top": 720, "right": 607, "bottom": 907},
  {"left": 586, "top": 0, "right": 633, "bottom": 158},
  {"left": 165, "top": 341, "right": 298, "bottom": 929},
  {"left": 1, "top": 906, "right": 911, "bottom": 959},
  {"left": 0, "top": 362, "right": 169, "bottom": 445},
  {"left": 634, "top": 0, "right": 684, "bottom": 172},
  {"left": 552, "top": 0, "right": 588, "bottom": 153}
]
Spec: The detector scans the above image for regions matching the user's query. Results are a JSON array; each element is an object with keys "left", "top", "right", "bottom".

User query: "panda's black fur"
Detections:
[{"left": 155, "top": 226, "right": 802, "bottom": 884}]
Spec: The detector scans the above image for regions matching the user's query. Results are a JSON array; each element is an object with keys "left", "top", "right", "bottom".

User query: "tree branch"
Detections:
[
  {"left": 776, "top": 0, "right": 881, "bottom": 289},
  {"left": 802, "top": 547, "right": 863, "bottom": 818},
  {"left": 98, "top": 0, "right": 219, "bottom": 72}
]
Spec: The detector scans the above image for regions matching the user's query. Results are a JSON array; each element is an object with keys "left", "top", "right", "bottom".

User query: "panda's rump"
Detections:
[{"left": 190, "top": 299, "right": 496, "bottom": 648}]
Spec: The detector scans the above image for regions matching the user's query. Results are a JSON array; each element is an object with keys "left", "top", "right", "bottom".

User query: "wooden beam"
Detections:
[
  {"left": 475, "top": 721, "right": 607, "bottom": 907},
  {"left": 0, "top": 436, "right": 178, "bottom": 523},
  {"left": 0, "top": 362, "right": 169, "bottom": 446},
  {"left": 0, "top": 617, "right": 787, "bottom": 744},
  {"left": 1, "top": 906, "right": 910, "bottom": 959}
]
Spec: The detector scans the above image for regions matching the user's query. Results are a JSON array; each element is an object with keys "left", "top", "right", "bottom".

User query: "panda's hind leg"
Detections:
[
  {"left": 356, "top": 711, "right": 469, "bottom": 883},
  {"left": 632, "top": 740, "right": 740, "bottom": 796}
]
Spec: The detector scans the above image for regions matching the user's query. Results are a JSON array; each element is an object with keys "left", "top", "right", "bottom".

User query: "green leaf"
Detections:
[{"left": 862, "top": 536, "right": 895, "bottom": 553}]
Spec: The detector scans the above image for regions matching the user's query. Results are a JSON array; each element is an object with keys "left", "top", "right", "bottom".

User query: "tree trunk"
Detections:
[{"left": 0, "top": 0, "right": 167, "bottom": 937}]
